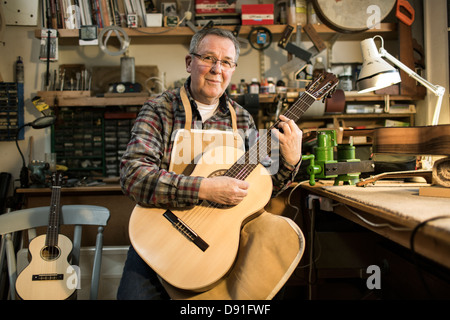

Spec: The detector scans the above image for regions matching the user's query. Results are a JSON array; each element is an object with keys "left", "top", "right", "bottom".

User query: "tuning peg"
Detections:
[{"left": 327, "top": 88, "right": 336, "bottom": 98}]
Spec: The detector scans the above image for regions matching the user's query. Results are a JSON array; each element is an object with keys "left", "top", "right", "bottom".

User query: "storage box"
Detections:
[
  {"left": 146, "top": 13, "right": 163, "bottom": 27},
  {"left": 241, "top": 4, "right": 274, "bottom": 25},
  {"left": 195, "top": 0, "right": 236, "bottom": 14}
]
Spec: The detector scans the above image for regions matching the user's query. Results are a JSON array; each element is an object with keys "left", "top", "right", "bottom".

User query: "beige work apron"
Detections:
[{"left": 161, "top": 87, "right": 305, "bottom": 299}]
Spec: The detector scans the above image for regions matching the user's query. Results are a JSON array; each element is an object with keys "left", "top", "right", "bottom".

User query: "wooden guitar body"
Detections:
[
  {"left": 130, "top": 146, "right": 273, "bottom": 291},
  {"left": 15, "top": 234, "right": 77, "bottom": 300}
]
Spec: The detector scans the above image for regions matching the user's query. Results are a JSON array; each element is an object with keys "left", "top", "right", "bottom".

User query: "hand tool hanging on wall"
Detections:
[
  {"left": 278, "top": 24, "right": 326, "bottom": 77},
  {"left": 247, "top": 26, "right": 272, "bottom": 79}
]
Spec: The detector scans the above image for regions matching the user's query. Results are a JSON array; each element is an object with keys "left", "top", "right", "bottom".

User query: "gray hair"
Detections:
[{"left": 189, "top": 28, "right": 240, "bottom": 62}]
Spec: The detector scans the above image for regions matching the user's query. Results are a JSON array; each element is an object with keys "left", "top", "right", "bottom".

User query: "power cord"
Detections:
[{"left": 340, "top": 203, "right": 413, "bottom": 231}]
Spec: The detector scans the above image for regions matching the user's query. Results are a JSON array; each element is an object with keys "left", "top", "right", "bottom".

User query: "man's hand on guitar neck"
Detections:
[
  {"left": 272, "top": 115, "right": 303, "bottom": 169},
  {"left": 199, "top": 176, "right": 249, "bottom": 206}
]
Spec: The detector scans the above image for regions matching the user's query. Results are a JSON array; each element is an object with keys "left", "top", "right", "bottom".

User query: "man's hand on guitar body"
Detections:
[{"left": 199, "top": 176, "right": 249, "bottom": 206}]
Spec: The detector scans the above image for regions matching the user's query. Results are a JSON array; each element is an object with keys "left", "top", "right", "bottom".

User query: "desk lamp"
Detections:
[
  {"left": 356, "top": 36, "right": 445, "bottom": 125},
  {"left": 15, "top": 115, "right": 56, "bottom": 187}
]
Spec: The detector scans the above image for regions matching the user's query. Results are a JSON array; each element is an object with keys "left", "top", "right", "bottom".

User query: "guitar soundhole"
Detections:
[
  {"left": 41, "top": 246, "right": 61, "bottom": 261},
  {"left": 207, "top": 169, "right": 227, "bottom": 178}
]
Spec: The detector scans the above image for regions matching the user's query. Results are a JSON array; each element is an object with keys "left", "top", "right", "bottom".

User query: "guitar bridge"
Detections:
[
  {"left": 163, "top": 210, "right": 209, "bottom": 252},
  {"left": 32, "top": 274, "right": 64, "bottom": 281}
]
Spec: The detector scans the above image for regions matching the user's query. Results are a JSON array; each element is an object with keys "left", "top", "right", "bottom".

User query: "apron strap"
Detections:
[
  {"left": 228, "top": 101, "right": 238, "bottom": 133},
  {"left": 180, "top": 86, "right": 192, "bottom": 132},
  {"left": 180, "top": 86, "right": 238, "bottom": 134}
]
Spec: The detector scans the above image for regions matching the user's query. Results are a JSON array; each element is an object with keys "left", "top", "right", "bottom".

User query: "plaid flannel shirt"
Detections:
[{"left": 120, "top": 78, "right": 300, "bottom": 207}]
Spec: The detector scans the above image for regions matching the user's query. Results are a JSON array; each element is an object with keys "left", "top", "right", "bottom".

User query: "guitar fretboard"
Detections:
[
  {"left": 45, "top": 173, "right": 62, "bottom": 248},
  {"left": 224, "top": 92, "right": 316, "bottom": 181}
]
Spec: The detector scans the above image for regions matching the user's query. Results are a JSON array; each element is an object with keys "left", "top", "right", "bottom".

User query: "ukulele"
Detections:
[
  {"left": 129, "top": 73, "right": 339, "bottom": 291},
  {"left": 15, "top": 172, "right": 78, "bottom": 300}
]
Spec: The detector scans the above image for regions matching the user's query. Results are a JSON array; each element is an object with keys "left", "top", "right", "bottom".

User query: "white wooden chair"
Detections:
[{"left": 0, "top": 205, "right": 110, "bottom": 300}]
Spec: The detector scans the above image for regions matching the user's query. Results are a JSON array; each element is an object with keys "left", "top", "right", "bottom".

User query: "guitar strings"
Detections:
[
  {"left": 183, "top": 93, "right": 316, "bottom": 228},
  {"left": 45, "top": 174, "right": 62, "bottom": 278},
  {"left": 181, "top": 92, "right": 316, "bottom": 229}
]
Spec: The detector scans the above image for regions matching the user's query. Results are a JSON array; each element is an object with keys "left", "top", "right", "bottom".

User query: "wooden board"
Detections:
[{"left": 419, "top": 186, "right": 450, "bottom": 198}]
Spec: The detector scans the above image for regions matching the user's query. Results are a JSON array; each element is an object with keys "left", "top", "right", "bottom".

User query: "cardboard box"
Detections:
[
  {"left": 241, "top": 4, "right": 274, "bottom": 25},
  {"left": 195, "top": 0, "right": 236, "bottom": 14}
]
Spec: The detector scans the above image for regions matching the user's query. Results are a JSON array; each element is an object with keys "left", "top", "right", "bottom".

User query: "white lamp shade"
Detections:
[{"left": 356, "top": 38, "right": 401, "bottom": 93}]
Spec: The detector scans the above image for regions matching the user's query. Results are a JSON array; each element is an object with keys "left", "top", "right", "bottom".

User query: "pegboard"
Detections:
[{"left": 2, "top": 0, "right": 39, "bottom": 26}]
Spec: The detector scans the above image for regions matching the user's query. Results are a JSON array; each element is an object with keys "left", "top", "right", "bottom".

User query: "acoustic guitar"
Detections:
[
  {"left": 129, "top": 73, "right": 339, "bottom": 291},
  {"left": 15, "top": 172, "right": 78, "bottom": 300}
]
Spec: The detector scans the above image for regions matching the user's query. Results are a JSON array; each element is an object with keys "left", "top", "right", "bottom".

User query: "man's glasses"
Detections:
[{"left": 191, "top": 53, "right": 237, "bottom": 70}]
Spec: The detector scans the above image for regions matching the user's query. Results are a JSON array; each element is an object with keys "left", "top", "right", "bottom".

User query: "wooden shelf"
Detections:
[
  {"left": 38, "top": 89, "right": 421, "bottom": 107},
  {"left": 37, "top": 91, "right": 149, "bottom": 107},
  {"left": 34, "top": 23, "right": 397, "bottom": 44}
]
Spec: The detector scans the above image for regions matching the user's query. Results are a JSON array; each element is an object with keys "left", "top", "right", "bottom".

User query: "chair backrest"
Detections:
[{"left": 0, "top": 205, "right": 110, "bottom": 300}]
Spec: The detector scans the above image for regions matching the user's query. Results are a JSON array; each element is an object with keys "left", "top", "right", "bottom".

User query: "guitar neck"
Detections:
[
  {"left": 46, "top": 173, "right": 62, "bottom": 248},
  {"left": 274, "top": 91, "right": 317, "bottom": 126},
  {"left": 225, "top": 91, "right": 317, "bottom": 181}
]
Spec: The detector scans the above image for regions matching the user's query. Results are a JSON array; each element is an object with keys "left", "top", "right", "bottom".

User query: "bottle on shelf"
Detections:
[
  {"left": 238, "top": 79, "right": 248, "bottom": 94},
  {"left": 249, "top": 78, "right": 260, "bottom": 94},
  {"left": 16, "top": 56, "right": 24, "bottom": 83},
  {"left": 267, "top": 77, "right": 276, "bottom": 94},
  {"left": 279, "top": 2, "right": 287, "bottom": 24},
  {"left": 295, "top": 0, "right": 307, "bottom": 26},
  {"left": 338, "top": 66, "right": 353, "bottom": 91},
  {"left": 312, "top": 56, "right": 326, "bottom": 80},
  {"left": 287, "top": 0, "right": 296, "bottom": 25},
  {"left": 260, "top": 78, "right": 269, "bottom": 94},
  {"left": 307, "top": 1, "right": 321, "bottom": 25}
]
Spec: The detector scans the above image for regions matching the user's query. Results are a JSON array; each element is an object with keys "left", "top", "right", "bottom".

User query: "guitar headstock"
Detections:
[
  {"left": 51, "top": 172, "right": 63, "bottom": 187},
  {"left": 306, "top": 72, "right": 339, "bottom": 101}
]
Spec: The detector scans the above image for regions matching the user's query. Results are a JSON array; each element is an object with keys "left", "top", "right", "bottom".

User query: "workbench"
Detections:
[
  {"left": 295, "top": 179, "right": 450, "bottom": 299},
  {"left": 300, "top": 180, "right": 450, "bottom": 269}
]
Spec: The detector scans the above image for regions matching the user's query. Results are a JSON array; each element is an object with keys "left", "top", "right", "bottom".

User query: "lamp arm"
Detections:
[
  {"left": 379, "top": 48, "right": 446, "bottom": 97},
  {"left": 380, "top": 47, "right": 445, "bottom": 125}
]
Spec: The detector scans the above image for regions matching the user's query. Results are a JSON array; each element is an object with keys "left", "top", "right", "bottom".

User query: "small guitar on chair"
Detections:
[
  {"left": 15, "top": 172, "right": 78, "bottom": 300},
  {"left": 129, "top": 72, "right": 339, "bottom": 292}
]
